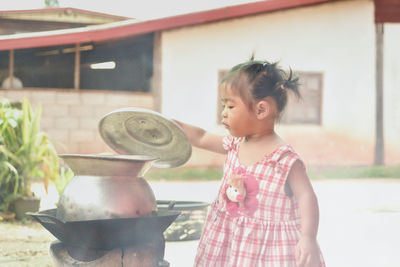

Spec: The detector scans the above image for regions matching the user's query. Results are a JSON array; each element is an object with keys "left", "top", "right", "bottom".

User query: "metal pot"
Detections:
[
  {"left": 57, "top": 108, "right": 192, "bottom": 222},
  {"left": 57, "top": 154, "right": 158, "bottom": 222}
]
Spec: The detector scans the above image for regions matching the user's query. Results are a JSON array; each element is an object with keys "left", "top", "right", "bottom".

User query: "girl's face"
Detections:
[{"left": 220, "top": 86, "right": 257, "bottom": 137}]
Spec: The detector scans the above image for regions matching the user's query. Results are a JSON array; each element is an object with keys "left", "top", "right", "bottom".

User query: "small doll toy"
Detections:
[{"left": 224, "top": 167, "right": 259, "bottom": 217}]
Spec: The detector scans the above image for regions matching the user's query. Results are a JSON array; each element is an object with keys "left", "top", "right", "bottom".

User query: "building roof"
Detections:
[
  {"left": 374, "top": 0, "right": 400, "bottom": 23},
  {"left": 0, "top": 7, "right": 130, "bottom": 23},
  {"left": 0, "top": 0, "right": 333, "bottom": 51},
  {"left": 0, "top": 7, "right": 131, "bottom": 36}
]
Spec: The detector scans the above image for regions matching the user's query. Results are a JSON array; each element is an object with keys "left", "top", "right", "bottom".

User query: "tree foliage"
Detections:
[{"left": 45, "top": 0, "right": 60, "bottom": 7}]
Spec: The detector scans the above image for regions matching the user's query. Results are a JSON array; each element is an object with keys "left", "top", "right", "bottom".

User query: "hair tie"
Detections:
[{"left": 280, "top": 84, "right": 285, "bottom": 90}]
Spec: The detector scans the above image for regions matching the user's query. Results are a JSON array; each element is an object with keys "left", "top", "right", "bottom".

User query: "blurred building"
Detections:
[
  {"left": 0, "top": 0, "right": 399, "bottom": 166},
  {"left": 0, "top": 7, "right": 129, "bottom": 35}
]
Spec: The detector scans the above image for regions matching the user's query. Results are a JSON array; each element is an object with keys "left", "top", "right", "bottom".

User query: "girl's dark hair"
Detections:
[{"left": 221, "top": 59, "right": 300, "bottom": 115}]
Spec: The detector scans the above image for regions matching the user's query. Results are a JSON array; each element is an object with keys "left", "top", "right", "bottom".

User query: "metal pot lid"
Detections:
[{"left": 98, "top": 107, "right": 192, "bottom": 168}]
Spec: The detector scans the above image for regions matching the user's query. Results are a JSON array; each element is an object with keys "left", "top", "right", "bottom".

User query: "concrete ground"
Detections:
[
  {"left": 150, "top": 179, "right": 400, "bottom": 267},
  {"left": 32, "top": 178, "right": 400, "bottom": 267}
]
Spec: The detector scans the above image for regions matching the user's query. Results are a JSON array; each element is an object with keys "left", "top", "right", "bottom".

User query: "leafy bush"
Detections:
[
  {"left": 53, "top": 166, "right": 74, "bottom": 196},
  {"left": 0, "top": 98, "right": 59, "bottom": 211}
]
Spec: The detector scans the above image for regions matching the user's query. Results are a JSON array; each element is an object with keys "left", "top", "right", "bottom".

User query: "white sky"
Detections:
[{"left": 0, "top": 0, "right": 260, "bottom": 19}]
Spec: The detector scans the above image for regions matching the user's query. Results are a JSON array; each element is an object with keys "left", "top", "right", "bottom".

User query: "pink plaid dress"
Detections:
[{"left": 194, "top": 136, "right": 325, "bottom": 267}]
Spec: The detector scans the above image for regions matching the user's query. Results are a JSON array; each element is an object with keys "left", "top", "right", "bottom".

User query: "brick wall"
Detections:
[{"left": 0, "top": 88, "right": 154, "bottom": 155}]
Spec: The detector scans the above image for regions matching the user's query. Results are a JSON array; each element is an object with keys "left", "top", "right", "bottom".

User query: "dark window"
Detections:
[
  {"left": 280, "top": 72, "right": 323, "bottom": 125},
  {"left": 0, "top": 34, "right": 154, "bottom": 92},
  {"left": 0, "top": 50, "right": 11, "bottom": 85},
  {"left": 13, "top": 45, "right": 75, "bottom": 88},
  {"left": 80, "top": 35, "right": 154, "bottom": 92}
]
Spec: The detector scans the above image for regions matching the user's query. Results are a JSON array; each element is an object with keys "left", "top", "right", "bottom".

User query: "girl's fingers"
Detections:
[
  {"left": 295, "top": 246, "right": 301, "bottom": 262},
  {"left": 298, "top": 254, "right": 307, "bottom": 267},
  {"left": 295, "top": 247, "right": 306, "bottom": 266},
  {"left": 309, "top": 253, "right": 321, "bottom": 267},
  {"left": 303, "top": 254, "right": 312, "bottom": 267}
]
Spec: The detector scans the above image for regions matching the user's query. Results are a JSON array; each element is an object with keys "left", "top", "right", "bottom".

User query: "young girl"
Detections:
[{"left": 176, "top": 59, "right": 325, "bottom": 267}]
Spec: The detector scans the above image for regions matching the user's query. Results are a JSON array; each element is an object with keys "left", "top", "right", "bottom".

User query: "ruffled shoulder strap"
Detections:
[
  {"left": 270, "top": 144, "right": 305, "bottom": 173},
  {"left": 222, "top": 135, "right": 243, "bottom": 152},
  {"left": 266, "top": 145, "right": 305, "bottom": 194},
  {"left": 279, "top": 149, "right": 303, "bottom": 169},
  {"left": 269, "top": 144, "right": 294, "bottom": 162}
]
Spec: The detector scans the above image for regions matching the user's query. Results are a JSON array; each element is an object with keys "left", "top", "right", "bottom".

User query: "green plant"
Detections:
[
  {"left": 0, "top": 97, "right": 59, "bottom": 211},
  {"left": 308, "top": 165, "right": 400, "bottom": 179},
  {"left": 146, "top": 167, "right": 223, "bottom": 181},
  {"left": 54, "top": 166, "right": 74, "bottom": 196}
]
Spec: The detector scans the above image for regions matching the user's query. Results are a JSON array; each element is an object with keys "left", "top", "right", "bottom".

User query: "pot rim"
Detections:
[{"left": 59, "top": 154, "right": 158, "bottom": 162}]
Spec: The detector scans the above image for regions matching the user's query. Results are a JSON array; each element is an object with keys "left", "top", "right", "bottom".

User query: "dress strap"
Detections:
[
  {"left": 222, "top": 135, "right": 243, "bottom": 152},
  {"left": 269, "top": 144, "right": 293, "bottom": 162}
]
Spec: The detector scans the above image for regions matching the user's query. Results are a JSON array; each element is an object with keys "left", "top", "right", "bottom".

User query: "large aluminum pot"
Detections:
[{"left": 57, "top": 154, "right": 158, "bottom": 222}]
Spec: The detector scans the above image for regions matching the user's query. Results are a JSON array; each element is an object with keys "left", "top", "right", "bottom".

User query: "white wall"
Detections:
[
  {"left": 161, "top": 0, "right": 376, "bottom": 140},
  {"left": 384, "top": 23, "right": 400, "bottom": 148}
]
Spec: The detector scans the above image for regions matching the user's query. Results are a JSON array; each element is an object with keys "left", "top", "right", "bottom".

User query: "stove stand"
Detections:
[{"left": 50, "top": 237, "right": 170, "bottom": 267}]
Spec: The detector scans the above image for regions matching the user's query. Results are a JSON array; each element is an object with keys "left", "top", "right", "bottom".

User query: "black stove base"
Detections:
[{"left": 50, "top": 241, "right": 169, "bottom": 267}]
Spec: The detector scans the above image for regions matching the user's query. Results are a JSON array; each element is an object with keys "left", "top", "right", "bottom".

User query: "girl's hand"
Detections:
[{"left": 295, "top": 235, "right": 320, "bottom": 267}]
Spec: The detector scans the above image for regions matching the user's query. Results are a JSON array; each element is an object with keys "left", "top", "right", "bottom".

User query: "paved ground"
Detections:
[
  {"left": 150, "top": 179, "right": 400, "bottom": 267},
  {"left": 3, "top": 178, "right": 400, "bottom": 267}
]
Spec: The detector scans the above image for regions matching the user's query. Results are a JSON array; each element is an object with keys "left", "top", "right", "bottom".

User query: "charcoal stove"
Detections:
[
  {"left": 28, "top": 108, "right": 192, "bottom": 266},
  {"left": 29, "top": 206, "right": 179, "bottom": 266},
  {"left": 49, "top": 240, "right": 170, "bottom": 267}
]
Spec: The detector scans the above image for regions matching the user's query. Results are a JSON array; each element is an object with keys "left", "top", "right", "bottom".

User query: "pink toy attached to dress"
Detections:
[{"left": 224, "top": 166, "right": 259, "bottom": 217}]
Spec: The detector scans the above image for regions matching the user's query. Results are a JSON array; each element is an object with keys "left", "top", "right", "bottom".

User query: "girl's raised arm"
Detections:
[{"left": 174, "top": 120, "right": 227, "bottom": 154}]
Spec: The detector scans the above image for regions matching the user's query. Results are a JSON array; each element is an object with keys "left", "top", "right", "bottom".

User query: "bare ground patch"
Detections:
[{"left": 0, "top": 220, "right": 55, "bottom": 267}]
